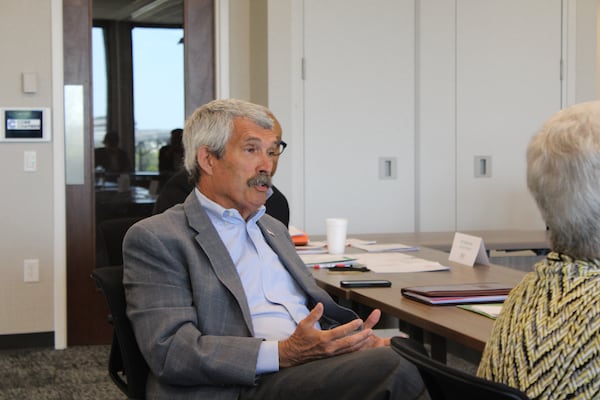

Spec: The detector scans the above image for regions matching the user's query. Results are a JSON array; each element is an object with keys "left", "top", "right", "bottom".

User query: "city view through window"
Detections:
[{"left": 92, "top": 26, "right": 184, "bottom": 173}]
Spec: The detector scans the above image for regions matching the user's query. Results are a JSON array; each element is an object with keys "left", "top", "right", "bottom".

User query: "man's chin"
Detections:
[{"left": 247, "top": 190, "right": 268, "bottom": 209}]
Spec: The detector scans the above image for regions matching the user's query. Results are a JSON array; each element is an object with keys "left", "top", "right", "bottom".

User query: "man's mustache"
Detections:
[{"left": 247, "top": 173, "right": 272, "bottom": 188}]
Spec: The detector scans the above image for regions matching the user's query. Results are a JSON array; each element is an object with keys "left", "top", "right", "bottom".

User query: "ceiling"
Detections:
[{"left": 93, "top": 0, "right": 183, "bottom": 25}]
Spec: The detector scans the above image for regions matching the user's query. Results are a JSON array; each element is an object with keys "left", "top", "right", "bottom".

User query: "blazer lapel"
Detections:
[
  {"left": 182, "top": 193, "right": 255, "bottom": 336},
  {"left": 257, "top": 219, "right": 319, "bottom": 297},
  {"left": 258, "top": 218, "right": 359, "bottom": 325}
]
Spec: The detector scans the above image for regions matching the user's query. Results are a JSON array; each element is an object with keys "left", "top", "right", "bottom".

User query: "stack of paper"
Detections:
[
  {"left": 299, "top": 254, "right": 357, "bottom": 269},
  {"left": 458, "top": 303, "right": 503, "bottom": 319},
  {"left": 345, "top": 238, "right": 377, "bottom": 246},
  {"left": 295, "top": 243, "right": 327, "bottom": 255},
  {"left": 350, "top": 243, "right": 418, "bottom": 252},
  {"left": 296, "top": 238, "right": 378, "bottom": 254},
  {"left": 353, "top": 253, "right": 448, "bottom": 273}
]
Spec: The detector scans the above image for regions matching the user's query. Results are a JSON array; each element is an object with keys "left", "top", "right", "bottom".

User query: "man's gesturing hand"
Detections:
[{"left": 278, "top": 303, "right": 374, "bottom": 368}]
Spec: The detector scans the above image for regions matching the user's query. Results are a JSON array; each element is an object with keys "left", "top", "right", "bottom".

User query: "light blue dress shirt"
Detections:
[{"left": 195, "top": 189, "right": 316, "bottom": 374}]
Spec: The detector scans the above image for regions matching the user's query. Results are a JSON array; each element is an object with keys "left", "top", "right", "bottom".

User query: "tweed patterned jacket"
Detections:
[{"left": 477, "top": 252, "right": 600, "bottom": 399}]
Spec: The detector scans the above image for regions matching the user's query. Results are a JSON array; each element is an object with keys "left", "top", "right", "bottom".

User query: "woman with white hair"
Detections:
[{"left": 477, "top": 101, "right": 600, "bottom": 399}]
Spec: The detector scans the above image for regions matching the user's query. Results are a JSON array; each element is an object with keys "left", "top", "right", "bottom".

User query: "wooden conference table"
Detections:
[{"left": 310, "top": 245, "right": 528, "bottom": 363}]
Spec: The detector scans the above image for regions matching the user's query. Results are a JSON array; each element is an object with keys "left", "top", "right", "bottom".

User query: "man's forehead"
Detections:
[
  {"left": 242, "top": 136, "right": 276, "bottom": 144},
  {"left": 232, "top": 118, "right": 279, "bottom": 141},
  {"left": 233, "top": 115, "right": 281, "bottom": 136}
]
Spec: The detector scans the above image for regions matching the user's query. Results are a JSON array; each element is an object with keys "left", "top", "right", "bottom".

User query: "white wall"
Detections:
[
  {"left": 574, "top": 0, "right": 598, "bottom": 102},
  {"left": 417, "top": 1, "right": 457, "bottom": 232},
  {"left": 266, "top": 0, "right": 300, "bottom": 225},
  {"left": 268, "top": 0, "right": 598, "bottom": 235},
  {"left": 0, "top": 0, "right": 64, "bottom": 340},
  {"left": 597, "top": 0, "right": 600, "bottom": 98},
  {"left": 454, "top": 0, "right": 561, "bottom": 231},
  {"left": 301, "top": 0, "right": 416, "bottom": 234},
  {"left": 249, "top": 0, "right": 269, "bottom": 107},
  {"left": 225, "top": 0, "right": 269, "bottom": 106},
  {"left": 227, "top": 0, "right": 251, "bottom": 100}
]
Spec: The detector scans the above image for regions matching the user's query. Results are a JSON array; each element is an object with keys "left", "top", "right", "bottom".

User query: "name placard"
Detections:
[{"left": 448, "top": 232, "right": 490, "bottom": 267}]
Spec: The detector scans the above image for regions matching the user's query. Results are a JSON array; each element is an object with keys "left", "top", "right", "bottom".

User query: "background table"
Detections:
[{"left": 350, "top": 230, "right": 550, "bottom": 253}]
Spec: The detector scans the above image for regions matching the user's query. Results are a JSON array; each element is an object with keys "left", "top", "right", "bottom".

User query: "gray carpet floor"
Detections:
[{"left": 0, "top": 345, "right": 124, "bottom": 400}]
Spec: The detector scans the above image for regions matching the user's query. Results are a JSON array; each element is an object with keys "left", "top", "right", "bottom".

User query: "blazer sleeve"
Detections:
[{"left": 123, "top": 219, "right": 263, "bottom": 387}]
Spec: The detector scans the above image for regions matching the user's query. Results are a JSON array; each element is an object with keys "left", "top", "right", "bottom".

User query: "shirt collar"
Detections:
[{"left": 194, "top": 188, "right": 267, "bottom": 224}]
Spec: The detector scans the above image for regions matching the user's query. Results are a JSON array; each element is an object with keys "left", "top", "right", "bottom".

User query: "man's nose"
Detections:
[{"left": 258, "top": 150, "right": 273, "bottom": 175}]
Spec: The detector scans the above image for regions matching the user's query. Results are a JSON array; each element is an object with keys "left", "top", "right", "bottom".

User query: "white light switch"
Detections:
[
  {"left": 24, "top": 259, "right": 39, "bottom": 282},
  {"left": 24, "top": 150, "right": 37, "bottom": 172},
  {"left": 22, "top": 72, "right": 38, "bottom": 93}
]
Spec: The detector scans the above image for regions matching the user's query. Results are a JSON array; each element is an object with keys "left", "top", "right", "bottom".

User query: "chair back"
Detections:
[
  {"left": 92, "top": 265, "right": 148, "bottom": 399},
  {"left": 391, "top": 337, "right": 529, "bottom": 400},
  {"left": 96, "top": 217, "right": 143, "bottom": 267}
]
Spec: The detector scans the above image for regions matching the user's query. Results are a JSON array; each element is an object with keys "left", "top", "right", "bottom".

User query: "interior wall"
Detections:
[
  {"left": 249, "top": 0, "right": 269, "bottom": 106},
  {"left": 268, "top": 0, "right": 598, "bottom": 234},
  {"left": 0, "top": 0, "right": 56, "bottom": 335},
  {"left": 598, "top": 0, "right": 600, "bottom": 98},
  {"left": 228, "top": 0, "right": 251, "bottom": 101},
  {"left": 417, "top": 0, "right": 457, "bottom": 231},
  {"left": 575, "top": 0, "right": 598, "bottom": 102},
  {"left": 455, "top": 0, "right": 560, "bottom": 231},
  {"left": 301, "top": 0, "right": 416, "bottom": 234},
  {"left": 227, "top": 0, "right": 269, "bottom": 106},
  {"left": 266, "top": 0, "right": 299, "bottom": 225}
]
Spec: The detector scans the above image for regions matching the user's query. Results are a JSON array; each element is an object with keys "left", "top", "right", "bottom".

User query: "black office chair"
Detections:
[
  {"left": 391, "top": 337, "right": 529, "bottom": 400},
  {"left": 96, "top": 216, "right": 144, "bottom": 267},
  {"left": 92, "top": 265, "right": 149, "bottom": 399}
]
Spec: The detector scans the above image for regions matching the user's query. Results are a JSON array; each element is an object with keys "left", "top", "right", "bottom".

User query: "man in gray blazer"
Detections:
[{"left": 123, "top": 99, "right": 427, "bottom": 399}]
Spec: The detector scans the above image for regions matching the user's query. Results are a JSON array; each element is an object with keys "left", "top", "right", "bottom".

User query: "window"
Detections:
[
  {"left": 132, "top": 27, "right": 184, "bottom": 172},
  {"left": 92, "top": 26, "right": 107, "bottom": 148},
  {"left": 92, "top": 25, "right": 184, "bottom": 173}
]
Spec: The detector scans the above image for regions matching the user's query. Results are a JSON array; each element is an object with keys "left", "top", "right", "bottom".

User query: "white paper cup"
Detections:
[{"left": 326, "top": 218, "right": 348, "bottom": 255}]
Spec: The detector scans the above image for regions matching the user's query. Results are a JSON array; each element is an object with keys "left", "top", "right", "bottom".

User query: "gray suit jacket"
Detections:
[{"left": 123, "top": 192, "right": 358, "bottom": 400}]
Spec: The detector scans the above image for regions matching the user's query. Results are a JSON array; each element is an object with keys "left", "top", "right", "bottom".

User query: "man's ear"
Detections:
[{"left": 196, "top": 146, "right": 215, "bottom": 175}]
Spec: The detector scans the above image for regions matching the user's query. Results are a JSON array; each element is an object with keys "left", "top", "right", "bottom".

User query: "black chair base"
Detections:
[{"left": 92, "top": 265, "right": 149, "bottom": 399}]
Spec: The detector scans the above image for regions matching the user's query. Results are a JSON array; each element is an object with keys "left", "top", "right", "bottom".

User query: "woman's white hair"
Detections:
[{"left": 527, "top": 100, "right": 600, "bottom": 258}]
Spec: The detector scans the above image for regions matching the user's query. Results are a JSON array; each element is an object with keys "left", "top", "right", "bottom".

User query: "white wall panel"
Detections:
[
  {"left": 303, "top": 0, "right": 415, "bottom": 234},
  {"left": 455, "top": 0, "right": 562, "bottom": 230},
  {"left": 269, "top": 0, "right": 596, "bottom": 236},
  {"left": 417, "top": 1, "right": 457, "bottom": 232}
]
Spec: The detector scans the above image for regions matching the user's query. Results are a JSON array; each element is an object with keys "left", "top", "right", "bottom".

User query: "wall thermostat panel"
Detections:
[{"left": 0, "top": 107, "right": 51, "bottom": 142}]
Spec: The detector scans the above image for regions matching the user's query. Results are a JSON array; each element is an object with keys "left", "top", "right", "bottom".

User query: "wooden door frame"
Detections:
[
  {"left": 63, "top": 0, "right": 214, "bottom": 345},
  {"left": 64, "top": 0, "right": 112, "bottom": 345}
]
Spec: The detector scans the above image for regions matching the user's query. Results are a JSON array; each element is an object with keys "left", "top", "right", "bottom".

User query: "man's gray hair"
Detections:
[
  {"left": 183, "top": 98, "right": 274, "bottom": 183},
  {"left": 527, "top": 100, "right": 600, "bottom": 258}
]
